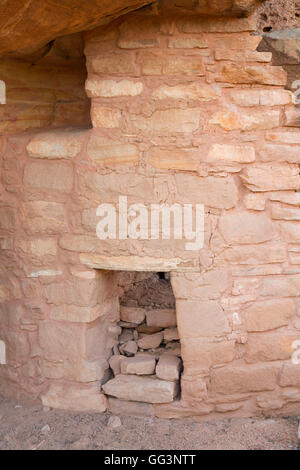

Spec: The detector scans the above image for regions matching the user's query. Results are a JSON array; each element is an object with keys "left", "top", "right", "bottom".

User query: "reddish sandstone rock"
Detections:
[
  {"left": 156, "top": 355, "right": 182, "bottom": 382},
  {"left": 120, "top": 356, "right": 156, "bottom": 375},
  {"left": 177, "top": 300, "right": 231, "bottom": 338},
  {"left": 26, "top": 130, "right": 86, "bottom": 159},
  {"left": 211, "top": 364, "right": 279, "bottom": 394},
  {"left": 241, "top": 164, "right": 300, "bottom": 192},
  {"left": 219, "top": 212, "right": 275, "bottom": 244},
  {"left": 245, "top": 333, "right": 299, "bottom": 363},
  {"left": 102, "top": 375, "right": 178, "bottom": 403},
  {"left": 137, "top": 332, "right": 163, "bottom": 350},
  {"left": 120, "top": 306, "right": 145, "bottom": 324},
  {"left": 244, "top": 299, "right": 294, "bottom": 332},
  {"left": 146, "top": 309, "right": 176, "bottom": 328}
]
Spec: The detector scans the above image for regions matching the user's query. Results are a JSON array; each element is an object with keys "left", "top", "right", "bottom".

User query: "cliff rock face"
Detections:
[
  {"left": 0, "top": 0, "right": 265, "bottom": 57},
  {"left": 258, "top": 0, "right": 300, "bottom": 32}
]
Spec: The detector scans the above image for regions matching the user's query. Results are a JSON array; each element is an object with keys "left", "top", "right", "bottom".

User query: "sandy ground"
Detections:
[{"left": 0, "top": 395, "right": 298, "bottom": 450}]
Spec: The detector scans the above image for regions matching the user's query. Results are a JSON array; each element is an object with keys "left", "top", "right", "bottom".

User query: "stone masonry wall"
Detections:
[{"left": 0, "top": 7, "right": 300, "bottom": 418}]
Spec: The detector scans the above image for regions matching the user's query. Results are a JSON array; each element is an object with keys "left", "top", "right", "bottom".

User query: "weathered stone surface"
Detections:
[
  {"left": 146, "top": 309, "right": 176, "bottom": 328},
  {"left": 109, "top": 355, "right": 125, "bottom": 376},
  {"left": 243, "top": 191, "right": 265, "bottom": 209},
  {"left": 217, "top": 64, "right": 287, "bottom": 86},
  {"left": 215, "top": 50, "right": 272, "bottom": 62},
  {"left": 120, "top": 306, "right": 145, "bottom": 324},
  {"left": 91, "top": 106, "right": 122, "bottom": 129},
  {"left": 260, "top": 145, "right": 300, "bottom": 164},
  {"left": 137, "top": 332, "right": 163, "bottom": 350},
  {"left": 163, "top": 328, "right": 179, "bottom": 342},
  {"left": 230, "top": 89, "right": 292, "bottom": 107},
  {"left": 26, "top": 130, "right": 85, "bottom": 159},
  {"left": 132, "top": 108, "right": 202, "bottom": 133},
  {"left": 245, "top": 333, "right": 298, "bottom": 363},
  {"left": 207, "top": 144, "right": 255, "bottom": 163},
  {"left": 171, "top": 270, "right": 228, "bottom": 301},
  {"left": 219, "top": 212, "right": 275, "bottom": 244},
  {"left": 223, "top": 243, "right": 286, "bottom": 265},
  {"left": 280, "top": 222, "right": 300, "bottom": 243},
  {"left": 270, "top": 192, "right": 300, "bottom": 206},
  {"left": 279, "top": 364, "right": 300, "bottom": 387},
  {"left": 156, "top": 355, "right": 181, "bottom": 381},
  {"left": 120, "top": 356, "right": 156, "bottom": 375},
  {"left": 181, "top": 15, "right": 257, "bottom": 33},
  {"left": 86, "top": 79, "right": 143, "bottom": 97},
  {"left": 152, "top": 83, "right": 219, "bottom": 101},
  {"left": 285, "top": 108, "right": 300, "bottom": 128},
  {"left": 119, "top": 341, "right": 138, "bottom": 356},
  {"left": 148, "top": 148, "right": 199, "bottom": 171},
  {"left": 211, "top": 364, "right": 279, "bottom": 394},
  {"left": 177, "top": 300, "right": 231, "bottom": 338},
  {"left": 240, "top": 164, "right": 300, "bottom": 192},
  {"left": 168, "top": 37, "right": 208, "bottom": 49},
  {"left": 271, "top": 203, "right": 300, "bottom": 221},
  {"left": 41, "top": 382, "right": 107, "bottom": 413},
  {"left": 210, "top": 110, "right": 280, "bottom": 131},
  {"left": 102, "top": 375, "right": 178, "bottom": 403},
  {"left": 141, "top": 55, "right": 205, "bottom": 76},
  {"left": 266, "top": 131, "right": 300, "bottom": 144},
  {"left": 24, "top": 161, "right": 73, "bottom": 193},
  {"left": 87, "top": 135, "right": 139, "bottom": 166},
  {"left": 261, "top": 275, "right": 300, "bottom": 297},
  {"left": 181, "top": 339, "right": 235, "bottom": 370},
  {"left": 244, "top": 299, "right": 295, "bottom": 332},
  {"left": 22, "top": 201, "right": 68, "bottom": 234},
  {"left": 175, "top": 174, "right": 239, "bottom": 209}
]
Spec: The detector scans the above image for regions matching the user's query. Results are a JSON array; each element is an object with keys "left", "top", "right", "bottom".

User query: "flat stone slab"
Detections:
[
  {"left": 103, "top": 375, "right": 178, "bottom": 404},
  {"left": 156, "top": 354, "right": 182, "bottom": 381},
  {"left": 137, "top": 332, "right": 163, "bottom": 350},
  {"left": 146, "top": 309, "right": 177, "bottom": 328},
  {"left": 121, "top": 356, "right": 156, "bottom": 375}
]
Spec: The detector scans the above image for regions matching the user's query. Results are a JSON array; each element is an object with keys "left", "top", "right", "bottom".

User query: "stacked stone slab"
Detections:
[{"left": 104, "top": 306, "right": 182, "bottom": 404}]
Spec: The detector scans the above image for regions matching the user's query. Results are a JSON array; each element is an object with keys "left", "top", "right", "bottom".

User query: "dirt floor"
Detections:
[{"left": 0, "top": 395, "right": 298, "bottom": 450}]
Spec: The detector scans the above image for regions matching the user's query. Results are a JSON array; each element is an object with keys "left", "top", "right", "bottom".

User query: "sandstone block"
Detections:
[
  {"left": 211, "top": 364, "right": 279, "bottom": 394},
  {"left": 109, "top": 355, "right": 125, "bottom": 376},
  {"left": 177, "top": 300, "right": 230, "bottom": 338},
  {"left": 230, "top": 89, "right": 292, "bottom": 107},
  {"left": 219, "top": 212, "right": 275, "bottom": 244},
  {"left": 86, "top": 78, "right": 143, "bottom": 97},
  {"left": 120, "top": 306, "right": 145, "bottom": 324},
  {"left": 89, "top": 54, "right": 138, "bottom": 75},
  {"left": 207, "top": 144, "right": 255, "bottom": 163},
  {"left": 261, "top": 275, "right": 300, "bottom": 297},
  {"left": 26, "top": 130, "right": 85, "bottom": 159},
  {"left": 181, "top": 16, "right": 257, "bottom": 33},
  {"left": 91, "top": 105, "right": 122, "bottom": 128},
  {"left": 152, "top": 83, "right": 219, "bottom": 101},
  {"left": 171, "top": 270, "right": 228, "bottom": 301},
  {"left": 244, "top": 193, "right": 266, "bottom": 211},
  {"left": 217, "top": 64, "right": 287, "bottom": 86},
  {"left": 271, "top": 203, "right": 300, "bottom": 221},
  {"left": 240, "top": 164, "right": 300, "bottom": 192},
  {"left": 168, "top": 37, "right": 208, "bottom": 49},
  {"left": 260, "top": 145, "right": 300, "bottom": 164},
  {"left": 284, "top": 108, "right": 300, "bottom": 128},
  {"left": 156, "top": 355, "right": 181, "bottom": 381},
  {"left": 41, "top": 382, "right": 107, "bottom": 413},
  {"left": 132, "top": 108, "right": 201, "bottom": 133},
  {"left": 118, "top": 38, "right": 158, "bottom": 49},
  {"left": 119, "top": 341, "right": 138, "bottom": 356},
  {"left": 24, "top": 161, "right": 73, "bottom": 193},
  {"left": 181, "top": 339, "right": 235, "bottom": 370},
  {"left": 148, "top": 147, "right": 199, "bottom": 171},
  {"left": 120, "top": 356, "right": 156, "bottom": 375},
  {"left": 245, "top": 334, "right": 298, "bottom": 363},
  {"left": 22, "top": 201, "right": 68, "bottom": 234},
  {"left": 163, "top": 328, "right": 179, "bottom": 342},
  {"left": 137, "top": 332, "right": 163, "bottom": 350},
  {"left": 142, "top": 56, "right": 205, "bottom": 76},
  {"left": 244, "top": 299, "right": 295, "bottom": 332},
  {"left": 146, "top": 309, "right": 176, "bottom": 328},
  {"left": 102, "top": 375, "right": 177, "bottom": 403},
  {"left": 224, "top": 243, "right": 286, "bottom": 265},
  {"left": 87, "top": 135, "right": 139, "bottom": 166},
  {"left": 215, "top": 50, "right": 272, "bottom": 62},
  {"left": 279, "top": 364, "right": 300, "bottom": 387},
  {"left": 280, "top": 222, "right": 300, "bottom": 242},
  {"left": 175, "top": 174, "right": 239, "bottom": 209},
  {"left": 266, "top": 131, "right": 300, "bottom": 144}
]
